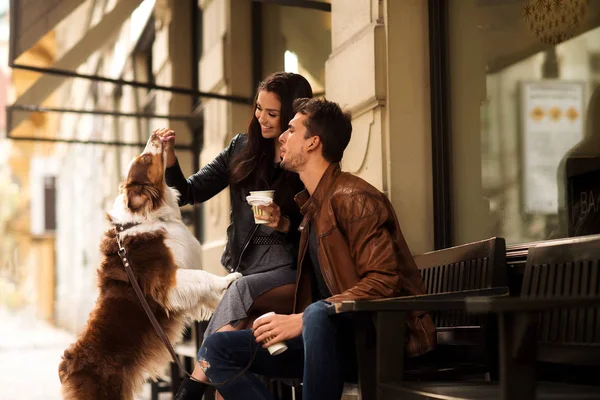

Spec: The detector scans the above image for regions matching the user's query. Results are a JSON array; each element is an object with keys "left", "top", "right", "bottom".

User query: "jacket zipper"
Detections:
[{"left": 234, "top": 224, "right": 259, "bottom": 272}]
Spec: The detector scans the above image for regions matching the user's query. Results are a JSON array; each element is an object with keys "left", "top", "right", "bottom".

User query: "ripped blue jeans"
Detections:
[{"left": 197, "top": 301, "right": 357, "bottom": 400}]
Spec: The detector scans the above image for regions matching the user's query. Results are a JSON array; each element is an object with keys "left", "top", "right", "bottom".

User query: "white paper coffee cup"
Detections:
[
  {"left": 247, "top": 191, "right": 275, "bottom": 224},
  {"left": 255, "top": 311, "right": 288, "bottom": 356}
]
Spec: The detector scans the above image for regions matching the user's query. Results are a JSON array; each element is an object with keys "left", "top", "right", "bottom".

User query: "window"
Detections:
[
  {"left": 447, "top": 0, "right": 600, "bottom": 245},
  {"left": 132, "top": 15, "right": 155, "bottom": 142},
  {"left": 258, "top": 2, "right": 331, "bottom": 95}
]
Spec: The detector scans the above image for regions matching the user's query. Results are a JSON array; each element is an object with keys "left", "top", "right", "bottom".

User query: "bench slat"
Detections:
[{"left": 383, "top": 381, "right": 600, "bottom": 400}]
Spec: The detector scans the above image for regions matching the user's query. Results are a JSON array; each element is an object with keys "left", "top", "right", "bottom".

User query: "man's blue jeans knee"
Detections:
[
  {"left": 197, "top": 329, "right": 304, "bottom": 400},
  {"left": 195, "top": 301, "right": 356, "bottom": 400}
]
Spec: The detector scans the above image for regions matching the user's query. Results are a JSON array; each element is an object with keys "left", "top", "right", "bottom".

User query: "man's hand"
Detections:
[
  {"left": 253, "top": 313, "right": 303, "bottom": 347},
  {"left": 154, "top": 128, "right": 177, "bottom": 167}
]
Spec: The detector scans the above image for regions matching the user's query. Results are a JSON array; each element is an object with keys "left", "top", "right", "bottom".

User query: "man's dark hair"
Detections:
[{"left": 292, "top": 98, "right": 352, "bottom": 163}]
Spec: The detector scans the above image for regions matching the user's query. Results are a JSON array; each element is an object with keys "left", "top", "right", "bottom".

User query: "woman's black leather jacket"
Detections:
[{"left": 165, "top": 134, "right": 304, "bottom": 272}]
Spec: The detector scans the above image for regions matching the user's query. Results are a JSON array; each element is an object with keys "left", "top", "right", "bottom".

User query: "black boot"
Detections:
[{"left": 173, "top": 377, "right": 208, "bottom": 400}]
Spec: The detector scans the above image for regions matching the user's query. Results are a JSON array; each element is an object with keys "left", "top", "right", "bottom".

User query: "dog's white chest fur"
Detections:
[
  {"left": 162, "top": 220, "right": 203, "bottom": 270},
  {"left": 109, "top": 187, "right": 201, "bottom": 270}
]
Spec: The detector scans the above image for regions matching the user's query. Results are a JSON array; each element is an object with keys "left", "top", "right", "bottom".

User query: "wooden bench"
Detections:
[
  {"left": 334, "top": 237, "right": 510, "bottom": 399},
  {"left": 521, "top": 235, "right": 600, "bottom": 387},
  {"left": 409, "top": 237, "right": 508, "bottom": 380},
  {"left": 334, "top": 235, "right": 600, "bottom": 399}
]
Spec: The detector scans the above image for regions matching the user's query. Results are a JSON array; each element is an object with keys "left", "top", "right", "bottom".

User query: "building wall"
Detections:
[
  {"left": 327, "top": 0, "right": 433, "bottom": 254},
  {"left": 197, "top": 0, "right": 252, "bottom": 275},
  {"left": 3, "top": 31, "right": 58, "bottom": 321},
  {"left": 52, "top": 0, "right": 198, "bottom": 332},
  {"left": 51, "top": 0, "right": 255, "bottom": 332}
]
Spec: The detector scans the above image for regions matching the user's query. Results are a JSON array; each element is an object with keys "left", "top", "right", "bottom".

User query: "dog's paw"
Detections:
[
  {"left": 225, "top": 272, "right": 242, "bottom": 287},
  {"left": 189, "top": 305, "right": 215, "bottom": 322}
]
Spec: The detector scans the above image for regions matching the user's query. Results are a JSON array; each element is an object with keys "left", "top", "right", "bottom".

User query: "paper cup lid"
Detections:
[
  {"left": 246, "top": 195, "right": 273, "bottom": 206},
  {"left": 256, "top": 311, "right": 275, "bottom": 321}
]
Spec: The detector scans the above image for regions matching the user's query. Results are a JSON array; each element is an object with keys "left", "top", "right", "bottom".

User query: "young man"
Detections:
[{"left": 191, "top": 98, "right": 436, "bottom": 400}]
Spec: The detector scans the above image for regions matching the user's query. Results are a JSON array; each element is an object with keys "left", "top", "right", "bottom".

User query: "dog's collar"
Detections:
[
  {"left": 112, "top": 217, "right": 171, "bottom": 233},
  {"left": 113, "top": 222, "right": 141, "bottom": 233}
]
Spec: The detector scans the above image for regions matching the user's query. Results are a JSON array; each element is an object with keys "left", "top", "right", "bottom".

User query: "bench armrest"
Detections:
[
  {"left": 465, "top": 295, "right": 600, "bottom": 313},
  {"left": 331, "top": 290, "right": 600, "bottom": 316},
  {"left": 330, "top": 286, "right": 509, "bottom": 314}
]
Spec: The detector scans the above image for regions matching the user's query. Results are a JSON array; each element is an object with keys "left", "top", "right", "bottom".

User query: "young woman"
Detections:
[{"left": 158, "top": 72, "right": 313, "bottom": 399}]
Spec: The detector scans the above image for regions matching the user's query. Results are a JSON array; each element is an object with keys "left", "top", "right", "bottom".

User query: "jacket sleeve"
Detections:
[
  {"left": 165, "top": 134, "right": 241, "bottom": 206},
  {"left": 326, "top": 192, "right": 402, "bottom": 303}
]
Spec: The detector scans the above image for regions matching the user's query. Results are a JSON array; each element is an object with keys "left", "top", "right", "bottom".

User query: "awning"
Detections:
[
  {"left": 9, "top": 0, "right": 86, "bottom": 62},
  {"left": 6, "top": 0, "right": 251, "bottom": 147},
  {"left": 5, "top": 0, "right": 332, "bottom": 146}
]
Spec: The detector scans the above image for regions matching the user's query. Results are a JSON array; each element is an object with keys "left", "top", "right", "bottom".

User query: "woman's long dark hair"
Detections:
[{"left": 230, "top": 72, "right": 313, "bottom": 187}]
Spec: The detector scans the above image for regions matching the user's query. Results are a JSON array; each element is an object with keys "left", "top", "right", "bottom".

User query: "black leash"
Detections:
[
  {"left": 115, "top": 225, "right": 192, "bottom": 378},
  {"left": 114, "top": 225, "right": 259, "bottom": 387}
]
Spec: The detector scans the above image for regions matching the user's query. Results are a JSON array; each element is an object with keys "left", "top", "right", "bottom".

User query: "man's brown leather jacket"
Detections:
[{"left": 293, "top": 164, "right": 436, "bottom": 357}]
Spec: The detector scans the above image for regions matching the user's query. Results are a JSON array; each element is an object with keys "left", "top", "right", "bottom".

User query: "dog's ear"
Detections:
[
  {"left": 126, "top": 184, "right": 150, "bottom": 211},
  {"left": 126, "top": 184, "right": 161, "bottom": 211}
]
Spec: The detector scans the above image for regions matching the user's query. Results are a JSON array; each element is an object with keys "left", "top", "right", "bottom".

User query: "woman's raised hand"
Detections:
[{"left": 154, "top": 128, "right": 177, "bottom": 167}]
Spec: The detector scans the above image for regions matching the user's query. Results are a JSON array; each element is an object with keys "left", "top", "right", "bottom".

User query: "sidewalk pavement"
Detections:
[
  {"left": 0, "top": 306, "right": 171, "bottom": 400},
  {"left": 0, "top": 306, "right": 74, "bottom": 400}
]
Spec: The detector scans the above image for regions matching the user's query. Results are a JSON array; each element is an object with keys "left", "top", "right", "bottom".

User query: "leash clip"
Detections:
[
  {"left": 115, "top": 229, "right": 128, "bottom": 265},
  {"left": 116, "top": 233, "right": 125, "bottom": 252}
]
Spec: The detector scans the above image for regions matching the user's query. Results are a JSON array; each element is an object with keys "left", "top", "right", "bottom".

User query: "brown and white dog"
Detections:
[{"left": 58, "top": 132, "right": 240, "bottom": 400}]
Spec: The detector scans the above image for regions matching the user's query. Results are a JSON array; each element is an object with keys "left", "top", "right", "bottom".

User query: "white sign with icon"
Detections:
[{"left": 521, "top": 81, "right": 585, "bottom": 214}]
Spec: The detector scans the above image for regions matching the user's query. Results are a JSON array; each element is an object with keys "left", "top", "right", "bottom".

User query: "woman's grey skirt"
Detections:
[{"left": 204, "top": 266, "right": 297, "bottom": 337}]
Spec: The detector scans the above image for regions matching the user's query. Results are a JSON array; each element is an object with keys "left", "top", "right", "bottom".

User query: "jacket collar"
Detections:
[{"left": 294, "top": 163, "right": 341, "bottom": 216}]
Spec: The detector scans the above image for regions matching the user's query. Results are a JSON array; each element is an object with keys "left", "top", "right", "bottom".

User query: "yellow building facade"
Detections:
[{"left": 3, "top": 32, "right": 58, "bottom": 321}]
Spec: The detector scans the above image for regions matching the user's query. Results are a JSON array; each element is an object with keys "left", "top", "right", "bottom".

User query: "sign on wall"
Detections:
[
  {"left": 567, "top": 164, "right": 600, "bottom": 237},
  {"left": 521, "top": 81, "right": 585, "bottom": 214}
]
